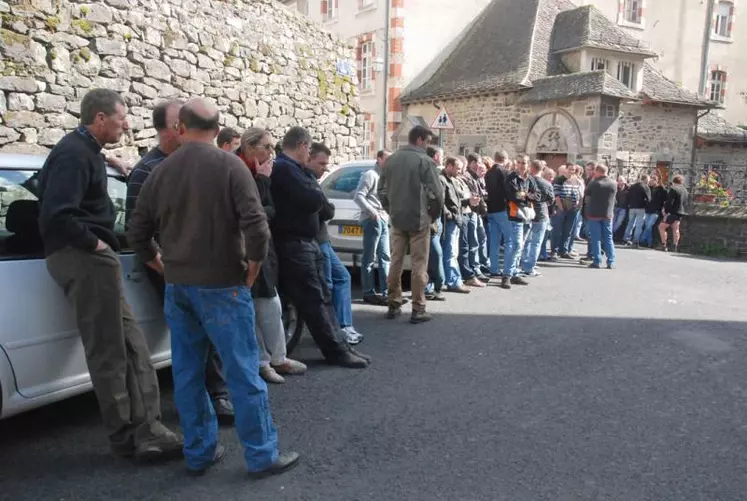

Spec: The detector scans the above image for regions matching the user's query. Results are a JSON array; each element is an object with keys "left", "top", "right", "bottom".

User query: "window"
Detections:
[
  {"left": 709, "top": 70, "right": 727, "bottom": 103},
  {"left": 360, "top": 0, "right": 375, "bottom": 9},
  {"left": 623, "top": 0, "right": 642, "bottom": 24},
  {"left": 617, "top": 61, "right": 637, "bottom": 89},
  {"left": 0, "top": 168, "right": 129, "bottom": 259},
  {"left": 321, "top": 166, "right": 372, "bottom": 199},
  {"left": 297, "top": 0, "right": 309, "bottom": 15},
  {"left": 714, "top": 1, "right": 733, "bottom": 38},
  {"left": 360, "top": 41, "right": 373, "bottom": 91},
  {"left": 591, "top": 58, "right": 610, "bottom": 73},
  {"left": 604, "top": 104, "right": 618, "bottom": 118},
  {"left": 323, "top": 0, "right": 338, "bottom": 21},
  {"left": 362, "top": 119, "right": 371, "bottom": 158}
]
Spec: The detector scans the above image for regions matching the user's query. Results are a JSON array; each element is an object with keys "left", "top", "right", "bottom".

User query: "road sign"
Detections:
[{"left": 430, "top": 108, "right": 455, "bottom": 130}]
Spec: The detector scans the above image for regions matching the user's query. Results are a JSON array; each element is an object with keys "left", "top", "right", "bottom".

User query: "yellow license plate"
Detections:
[{"left": 339, "top": 225, "right": 363, "bottom": 237}]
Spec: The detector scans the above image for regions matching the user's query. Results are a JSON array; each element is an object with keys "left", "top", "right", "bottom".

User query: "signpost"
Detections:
[{"left": 430, "top": 108, "right": 455, "bottom": 148}]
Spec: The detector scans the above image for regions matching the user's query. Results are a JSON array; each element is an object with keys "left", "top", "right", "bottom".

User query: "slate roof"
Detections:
[
  {"left": 401, "top": 0, "right": 707, "bottom": 108},
  {"left": 519, "top": 71, "right": 639, "bottom": 103},
  {"left": 697, "top": 112, "right": 747, "bottom": 142},
  {"left": 552, "top": 5, "right": 658, "bottom": 57}
]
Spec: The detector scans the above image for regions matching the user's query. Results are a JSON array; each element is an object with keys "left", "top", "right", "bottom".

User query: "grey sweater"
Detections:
[
  {"left": 354, "top": 165, "right": 387, "bottom": 222},
  {"left": 584, "top": 175, "right": 618, "bottom": 220}
]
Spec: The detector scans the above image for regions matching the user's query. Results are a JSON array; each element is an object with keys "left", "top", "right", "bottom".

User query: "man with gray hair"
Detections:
[
  {"left": 40, "top": 88, "right": 183, "bottom": 461},
  {"left": 128, "top": 99, "right": 300, "bottom": 477},
  {"left": 271, "top": 126, "right": 370, "bottom": 367}
]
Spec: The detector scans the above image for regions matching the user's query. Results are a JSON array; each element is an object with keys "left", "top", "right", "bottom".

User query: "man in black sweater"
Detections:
[
  {"left": 641, "top": 174, "right": 667, "bottom": 247},
  {"left": 38, "top": 89, "right": 182, "bottom": 461},
  {"left": 270, "top": 127, "right": 369, "bottom": 368},
  {"left": 485, "top": 150, "right": 509, "bottom": 276},
  {"left": 623, "top": 174, "right": 651, "bottom": 248},
  {"left": 585, "top": 164, "right": 618, "bottom": 269}
]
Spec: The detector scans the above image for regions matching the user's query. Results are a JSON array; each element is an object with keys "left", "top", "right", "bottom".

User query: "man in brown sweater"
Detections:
[{"left": 127, "top": 99, "right": 299, "bottom": 478}]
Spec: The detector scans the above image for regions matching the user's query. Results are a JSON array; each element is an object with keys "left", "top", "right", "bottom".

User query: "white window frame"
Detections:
[
  {"left": 617, "top": 61, "right": 637, "bottom": 89},
  {"left": 713, "top": 2, "right": 732, "bottom": 39},
  {"left": 591, "top": 57, "right": 610, "bottom": 73},
  {"left": 325, "top": 0, "right": 337, "bottom": 21},
  {"left": 623, "top": 0, "right": 642, "bottom": 24},
  {"left": 362, "top": 119, "right": 371, "bottom": 158},
  {"left": 360, "top": 0, "right": 375, "bottom": 10},
  {"left": 360, "top": 41, "right": 374, "bottom": 91},
  {"left": 709, "top": 70, "right": 727, "bottom": 103}
]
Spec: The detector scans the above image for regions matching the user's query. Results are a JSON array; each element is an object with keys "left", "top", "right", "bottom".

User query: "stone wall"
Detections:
[
  {"left": 618, "top": 102, "right": 696, "bottom": 164},
  {"left": 696, "top": 143, "right": 747, "bottom": 168},
  {"left": 680, "top": 206, "right": 747, "bottom": 259},
  {"left": 0, "top": 0, "right": 362, "bottom": 164}
]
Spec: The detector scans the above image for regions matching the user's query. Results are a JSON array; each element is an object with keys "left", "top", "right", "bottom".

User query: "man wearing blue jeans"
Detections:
[
  {"left": 354, "top": 149, "right": 391, "bottom": 306},
  {"left": 127, "top": 99, "right": 299, "bottom": 477},
  {"left": 309, "top": 143, "right": 364, "bottom": 345},
  {"left": 424, "top": 146, "right": 446, "bottom": 300},
  {"left": 641, "top": 175, "right": 667, "bottom": 246},
  {"left": 521, "top": 160, "right": 554, "bottom": 276},
  {"left": 485, "top": 151, "right": 510, "bottom": 276},
  {"left": 623, "top": 174, "right": 651, "bottom": 247},
  {"left": 584, "top": 164, "right": 617, "bottom": 269},
  {"left": 500, "top": 156, "right": 533, "bottom": 289},
  {"left": 440, "top": 157, "right": 471, "bottom": 293}
]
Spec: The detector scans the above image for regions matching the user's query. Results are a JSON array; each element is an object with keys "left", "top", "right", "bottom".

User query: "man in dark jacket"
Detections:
[
  {"left": 520, "top": 160, "right": 554, "bottom": 277},
  {"left": 125, "top": 99, "right": 234, "bottom": 424},
  {"left": 658, "top": 174, "right": 688, "bottom": 252},
  {"left": 440, "top": 157, "right": 471, "bottom": 294},
  {"left": 270, "top": 127, "right": 369, "bottom": 368},
  {"left": 641, "top": 174, "right": 667, "bottom": 247},
  {"left": 460, "top": 154, "right": 490, "bottom": 285},
  {"left": 585, "top": 164, "right": 618, "bottom": 269},
  {"left": 485, "top": 151, "right": 509, "bottom": 276},
  {"left": 424, "top": 146, "right": 446, "bottom": 301},
  {"left": 613, "top": 176, "right": 629, "bottom": 236},
  {"left": 623, "top": 174, "right": 651, "bottom": 247},
  {"left": 500, "top": 155, "right": 534, "bottom": 289},
  {"left": 39, "top": 89, "right": 182, "bottom": 461}
]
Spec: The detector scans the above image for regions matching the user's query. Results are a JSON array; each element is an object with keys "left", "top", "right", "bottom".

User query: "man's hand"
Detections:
[
  {"left": 95, "top": 239, "right": 109, "bottom": 252},
  {"left": 106, "top": 156, "right": 132, "bottom": 177},
  {"left": 246, "top": 260, "right": 262, "bottom": 289},
  {"left": 256, "top": 157, "right": 273, "bottom": 177},
  {"left": 146, "top": 253, "right": 165, "bottom": 275},
  {"left": 469, "top": 195, "right": 480, "bottom": 207},
  {"left": 370, "top": 212, "right": 379, "bottom": 222}
]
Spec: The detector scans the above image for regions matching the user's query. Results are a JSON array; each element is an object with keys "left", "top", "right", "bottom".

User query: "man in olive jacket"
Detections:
[{"left": 377, "top": 125, "right": 443, "bottom": 324}]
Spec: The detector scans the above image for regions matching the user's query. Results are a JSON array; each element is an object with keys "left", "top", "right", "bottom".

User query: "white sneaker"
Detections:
[
  {"left": 525, "top": 269, "right": 542, "bottom": 277},
  {"left": 342, "top": 326, "right": 363, "bottom": 345}
]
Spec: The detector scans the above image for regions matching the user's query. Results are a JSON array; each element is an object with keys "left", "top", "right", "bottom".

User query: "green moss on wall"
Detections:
[
  {"left": 72, "top": 19, "right": 93, "bottom": 35},
  {"left": 45, "top": 16, "right": 60, "bottom": 32}
]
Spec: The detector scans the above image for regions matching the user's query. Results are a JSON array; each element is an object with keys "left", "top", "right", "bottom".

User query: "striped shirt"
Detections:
[
  {"left": 553, "top": 176, "right": 582, "bottom": 207},
  {"left": 125, "top": 147, "right": 167, "bottom": 227}
]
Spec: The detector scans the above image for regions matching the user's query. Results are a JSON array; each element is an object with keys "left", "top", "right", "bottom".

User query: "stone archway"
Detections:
[{"left": 525, "top": 110, "right": 583, "bottom": 162}]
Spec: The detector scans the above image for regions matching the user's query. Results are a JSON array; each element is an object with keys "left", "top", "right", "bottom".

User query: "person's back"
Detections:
[
  {"left": 270, "top": 152, "right": 324, "bottom": 241},
  {"left": 667, "top": 183, "right": 688, "bottom": 215},
  {"left": 485, "top": 165, "right": 507, "bottom": 214},
  {"left": 138, "top": 142, "right": 268, "bottom": 286},
  {"left": 627, "top": 181, "right": 651, "bottom": 209},
  {"left": 587, "top": 176, "right": 617, "bottom": 220}
]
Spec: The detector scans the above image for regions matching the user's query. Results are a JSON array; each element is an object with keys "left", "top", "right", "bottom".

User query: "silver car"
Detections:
[{"left": 0, "top": 153, "right": 302, "bottom": 419}]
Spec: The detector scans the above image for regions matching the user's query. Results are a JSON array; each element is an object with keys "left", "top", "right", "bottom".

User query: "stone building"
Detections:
[
  {"left": 0, "top": 0, "right": 362, "bottom": 164},
  {"left": 399, "top": 0, "right": 747, "bottom": 183}
]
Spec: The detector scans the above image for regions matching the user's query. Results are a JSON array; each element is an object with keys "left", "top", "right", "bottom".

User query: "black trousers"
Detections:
[
  {"left": 144, "top": 265, "right": 229, "bottom": 401},
  {"left": 275, "top": 238, "right": 347, "bottom": 359}
]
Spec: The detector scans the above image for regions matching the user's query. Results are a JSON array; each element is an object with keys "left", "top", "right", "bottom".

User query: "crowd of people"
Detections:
[{"left": 33, "top": 88, "right": 689, "bottom": 479}]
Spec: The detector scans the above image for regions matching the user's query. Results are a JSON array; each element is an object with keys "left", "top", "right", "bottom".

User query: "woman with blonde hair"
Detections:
[{"left": 238, "top": 128, "right": 307, "bottom": 384}]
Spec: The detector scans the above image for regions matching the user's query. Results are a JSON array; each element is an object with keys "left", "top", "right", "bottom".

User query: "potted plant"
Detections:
[{"left": 694, "top": 172, "right": 734, "bottom": 207}]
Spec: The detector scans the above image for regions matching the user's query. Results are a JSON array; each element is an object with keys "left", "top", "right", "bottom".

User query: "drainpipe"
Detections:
[
  {"left": 698, "top": 0, "right": 715, "bottom": 97},
  {"left": 380, "top": 0, "right": 391, "bottom": 150},
  {"left": 689, "top": 107, "right": 712, "bottom": 209}
]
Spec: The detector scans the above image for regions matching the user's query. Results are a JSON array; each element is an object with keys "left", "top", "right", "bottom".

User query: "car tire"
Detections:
[{"left": 280, "top": 294, "right": 305, "bottom": 356}]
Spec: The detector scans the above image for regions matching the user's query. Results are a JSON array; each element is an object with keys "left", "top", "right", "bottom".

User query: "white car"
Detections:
[{"left": 0, "top": 153, "right": 302, "bottom": 419}]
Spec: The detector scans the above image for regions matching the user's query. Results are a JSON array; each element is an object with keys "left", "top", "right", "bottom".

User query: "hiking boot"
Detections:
[
  {"left": 386, "top": 306, "right": 402, "bottom": 319},
  {"left": 247, "top": 452, "right": 300, "bottom": 479},
  {"left": 272, "top": 359, "right": 307, "bottom": 375},
  {"left": 510, "top": 276, "right": 529, "bottom": 286},
  {"left": 134, "top": 423, "right": 184, "bottom": 463},
  {"left": 500, "top": 277, "right": 511, "bottom": 290},
  {"left": 410, "top": 311, "right": 432, "bottom": 324},
  {"left": 446, "top": 285, "right": 471, "bottom": 294},
  {"left": 260, "top": 366, "right": 286, "bottom": 384},
  {"left": 187, "top": 444, "right": 225, "bottom": 477},
  {"left": 213, "top": 397, "right": 235, "bottom": 425},
  {"left": 464, "top": 277, "right": 486, "bottom": 288}
]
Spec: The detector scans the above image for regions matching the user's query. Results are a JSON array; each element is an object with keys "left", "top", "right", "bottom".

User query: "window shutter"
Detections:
[
  {"left": 321, "top": 0, "right": 327, "bottom": 15},
  {"left": 356, "top": 43, "right": 363, "bottom": 83},
  {"left": 728, "top": 4, "right": 735, "bottom": 36}
]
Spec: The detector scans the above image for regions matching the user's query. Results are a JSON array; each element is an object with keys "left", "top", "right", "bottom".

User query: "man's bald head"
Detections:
[{"left": 179, "top": 99, "right": 220, "bottom": 131}]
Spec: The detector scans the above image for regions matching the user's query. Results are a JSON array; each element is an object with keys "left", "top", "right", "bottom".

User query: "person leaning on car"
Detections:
[{"left": 37, "top": 88, "right": 183, "bottom": 462}]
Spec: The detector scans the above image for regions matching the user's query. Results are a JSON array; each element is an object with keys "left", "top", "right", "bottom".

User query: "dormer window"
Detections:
[
  {"left": 591, "top": 58, "right": 610, "bottom": 73},
  {"left": 617, "top": 61, "right": 637, "bottom": 89}
]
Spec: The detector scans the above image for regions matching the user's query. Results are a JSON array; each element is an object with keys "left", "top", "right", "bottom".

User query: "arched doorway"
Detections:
[{"left": 525, "top": 110, "right": 583, "bottom": 168}]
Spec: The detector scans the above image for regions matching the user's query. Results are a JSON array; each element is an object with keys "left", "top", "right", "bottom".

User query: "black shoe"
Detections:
[
  {"left": 327, "top": 350, "right": 369, "bottom": 368},
  {"left": 588, "top": 263, "right": 601, "bottom": 269},
  {"left": 187, "top": 444, "right": 225, "bottom": 477},
  {"left": 133, "top": 424, "right": 184, "bottom": 463},
  {"left": 386, "top": 306, "right": 402, "bottom": 319},
  {"left": 500, "top": 277, "right": 511, "bottom": 290},
  {"left": 248, "top": 451, "right": 301, "bottom": 479},
  {"left": 510, "top": 276, "right": 529, "bottom": 286},
  {"left": 213, "top": 398, "right": 235, "bottom": 426},
  {"left": 362, "top": 294, "right": 388, "bottom": 306},
  {"left": 349, "top": 347, "right": 372, "bottom": 363},
  {"left": 410, "top": 311, "right": 432, "bottom": 324},
  {"left": 476, "top": 274, "right": 491, "bottom": 283}
]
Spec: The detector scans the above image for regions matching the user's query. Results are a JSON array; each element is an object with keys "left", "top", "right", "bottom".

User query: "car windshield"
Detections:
[{"left": 321, "top": 166, "right": 373, "bottom": 200}]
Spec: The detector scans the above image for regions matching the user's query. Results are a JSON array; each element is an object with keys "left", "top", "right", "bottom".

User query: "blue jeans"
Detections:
[
  {"left": 442, "top": 220, "right": 463, "bottom": 288},
  {"left": 487, "top": 211, "right": 510, "bottom": 274},
  {"left": 613, "top": 208, "right": 627, "bottom": 234},
  {"left": 624, "top": 208, "right": 646, "bottom": 243},
  {"left": 503, "top": 221, "right": 525, "bottom": 277},
  {"left": 426, "top": 218, "right": 445, "bottom": 294},
  {"left": 320, "top": 241, "right": 352, "bottom": 328},
  {"left": 569, "top": 209, "right": 583, "bottom": 252},
  {"left": 476, "top": 215, "right": 490, "bottom": 272},
  {"left": 164, "top": 284, "right": 278, "bottom": 472},
  {"left": 360, "top": 218, "right": 390, "bottom": 297},
  {"left": 587, "top": 219, "right": 616, "bottom": 267},
  {"left": 641, "top": 213, "right": 659, "bottom": 246},
  {"left": 550, "top": 208, "right": 578, "bottom": 255},
  {"left": 521, "top": 220, "right": 548, "bottom": 273},
  {"left": 459, "top": 212, "right": 480, "bottom": 279}
]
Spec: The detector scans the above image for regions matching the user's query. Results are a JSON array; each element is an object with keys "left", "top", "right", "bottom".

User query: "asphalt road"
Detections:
[{"left": 1, "top": 248, "right": 746, "bottom": 501}]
